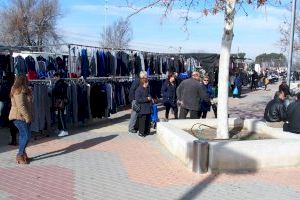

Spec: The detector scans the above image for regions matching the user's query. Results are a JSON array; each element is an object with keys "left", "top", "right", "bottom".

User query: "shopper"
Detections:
[
  {"left": 233, "top": 73, "right": 242, "bottom": 98},
  {"left": 128, "top": 71, "right": 148, "bottom": 134},
  {"left": 135, "top": 77, "right": 152, "bottom": 137},
  {"left": 251, "top": 71, "right": 258, "bottom": 91},
  {"left": 279, "top": 80, "right": 290, "bottom": 96},
  {"left": 264, "top": 91, "right": 287, "bottom": 128},
  {"left": 199, "top": 75, "right": 213, "bottom": 119},
  {"left": 283, "top": 93, "right": 300, "bottom": 134},
  {"left": 53, "top": 73, "right": 69, "bottom": 137},
  {"left": 177, "top": 71, "right": 209, "bottom": 119},
  {"left": 161, "top": 72, "right": 178, "bottom": 119},
  {"left": 9, "top": 75, "right": 33, "bottom": 164}
]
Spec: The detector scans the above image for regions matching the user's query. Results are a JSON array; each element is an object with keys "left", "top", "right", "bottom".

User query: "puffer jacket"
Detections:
[
  {"left": 264, "top": 97, "right": 287, "bottom": 122},
  {"left": 9, "top": 90, "right": 33, "bottom": 123}
]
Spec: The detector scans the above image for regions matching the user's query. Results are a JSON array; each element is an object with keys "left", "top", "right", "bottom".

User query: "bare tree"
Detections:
[
  {"left": 279, "top": 13, "right": 300, "bottom": 52},
  {"left": 100, "top": 18, "right": 133, "bottom": 49},
  {"left": 0, "top": 0, "right": 61, "bottom": 50},
  {"left": 126, "top": 0, "right": 270, "bottom": 139}
]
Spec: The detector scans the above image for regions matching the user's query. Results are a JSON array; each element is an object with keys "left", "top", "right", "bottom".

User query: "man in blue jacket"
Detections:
[{"left": 128, "top": 71, "right": 148, "bottom": 133}]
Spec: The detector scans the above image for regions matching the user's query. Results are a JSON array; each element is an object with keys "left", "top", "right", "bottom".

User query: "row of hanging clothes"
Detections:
[
  {"left": 28, "top": 76, "right": 165, "bottom": 132},
  {"left": 69, "top": 47, "right": 201, "bottom": 79},
  {"left": 13, "top": 53, "right": 69, "bottom": 80}
]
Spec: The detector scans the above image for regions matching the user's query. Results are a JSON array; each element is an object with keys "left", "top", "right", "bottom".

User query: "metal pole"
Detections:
[
  {"left": 287, "top": 0, "right": 297, "bottom": 87},
  {"left": 104, "top": 0, "right": 108, "bottom": 44},
  {"left": 68, "top": 44, "right": 71, "bottom": 78}
]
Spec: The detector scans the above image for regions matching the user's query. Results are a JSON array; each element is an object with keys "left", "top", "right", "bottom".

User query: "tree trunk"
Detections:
[{"left": 216, "top": 0, "right": 236, "bottom": 139}]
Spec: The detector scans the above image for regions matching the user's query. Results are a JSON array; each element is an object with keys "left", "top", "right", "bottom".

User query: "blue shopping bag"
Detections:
[
  {"left": 233, "top": 87, "right": 239, "bottom": 95},
  {"left": 151, "top": 104, "right": 158, "bottom": 123}
]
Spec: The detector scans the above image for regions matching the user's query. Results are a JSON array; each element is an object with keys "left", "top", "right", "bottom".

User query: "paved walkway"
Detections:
[{"left": 1, "top": 82, "right": 300, "bottom": 200}]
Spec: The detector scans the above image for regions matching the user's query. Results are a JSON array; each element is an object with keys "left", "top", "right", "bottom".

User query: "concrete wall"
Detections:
[
  {"left": 157, "top": 118, "right": 300, "bottom": 173},
  {"left": 157, "top": 122, "right": 196, "bottom": 170},
  {"left": 209, "top": 139, "right": 300, "bottom": 172}
]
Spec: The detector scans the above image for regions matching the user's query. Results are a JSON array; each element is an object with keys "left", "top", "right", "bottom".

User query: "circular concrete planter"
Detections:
[{"left": 157, "top": 118, "right": 300, "bottom": 173}]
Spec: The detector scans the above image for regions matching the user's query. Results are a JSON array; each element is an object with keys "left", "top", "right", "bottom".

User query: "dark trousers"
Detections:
[
  {"left": 212, "top": 104, "right": 217, "bottom": 118},
  {"left": 179, "top": 107, "right": 199, "bottom": 119},
  {"left": 165, "top": 104, "right": 178, "bottom": 119},
  {"left": 138, "top": 114, "right": 151, "bottom": 135},
  {"left": 199, "top": 111, "right": 208, "bottom": 119},
  {"left": 57, "top": 109, "right": 67, "bottom": 131},
  {"left": 251, "top": 81, "right": 257, "bottom": 90}
]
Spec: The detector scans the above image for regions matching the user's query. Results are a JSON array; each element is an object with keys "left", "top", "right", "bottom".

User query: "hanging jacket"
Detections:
[
  {"left": 129, "top": 78, "right": 140, "bottom": 103},
  {"left": 14, "top": 56, "right": 27, "bottom": 76},
  {"left": 25, "top": 56, "right": 37, "bottom": 80}
]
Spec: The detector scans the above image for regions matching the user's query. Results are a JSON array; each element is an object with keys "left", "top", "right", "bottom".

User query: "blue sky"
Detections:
[{"left": 58, "top": 0, "right": 290, "bottom": 59}]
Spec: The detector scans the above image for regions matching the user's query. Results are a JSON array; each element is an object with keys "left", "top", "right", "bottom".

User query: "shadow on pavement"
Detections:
[
  {"left": 31, "top": 134, "right": 118, "bottom": 161},
  {"left": 183, "top": 125, "right": 257, "bottom": 200}
]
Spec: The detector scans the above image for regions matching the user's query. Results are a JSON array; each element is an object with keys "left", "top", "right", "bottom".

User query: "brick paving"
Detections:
[{"left": 1, "top": 82, "right": 300, "bottom": 199}]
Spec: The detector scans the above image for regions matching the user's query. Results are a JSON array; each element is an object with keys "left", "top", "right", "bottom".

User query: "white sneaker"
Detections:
[
  {"left": 58, "top": 131, "right": 69, "bottom": 137},
  {"left": 63, "top": 131, "right": 69, "bottom": 136}
]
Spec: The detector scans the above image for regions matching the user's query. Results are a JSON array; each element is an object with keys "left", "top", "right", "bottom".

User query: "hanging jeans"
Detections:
[
  {"left": 58, "top": 108, "right": 67, "bottom": 131},
  {"left": 13, "top": 120, "right": 31, "bottom": 156}
]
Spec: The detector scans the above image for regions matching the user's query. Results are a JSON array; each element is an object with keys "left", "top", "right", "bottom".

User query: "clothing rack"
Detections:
[
  {"left": 29, "top": 79, "right": 53, "bottom": 86},
  {"left": 68, "top": 43, "right": 161, "bottom": 55},
  {"left": 28, "top": 75, "right": 166, "bottom": 85}
]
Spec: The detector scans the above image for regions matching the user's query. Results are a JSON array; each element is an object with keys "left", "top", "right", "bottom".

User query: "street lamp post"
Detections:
[
  {"left": 287, "top": 0, "right": 297, "bottom": 87},
  {"left": 104, "top": 0, "right": 108, "bottom": 44}
]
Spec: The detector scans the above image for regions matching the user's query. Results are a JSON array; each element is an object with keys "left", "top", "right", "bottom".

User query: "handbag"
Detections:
[
  {"left": 233, "top": 87, "right": 239, "bottom": 95},
  {"left": 54, "top": 98, "right": 68, "bottom": 109},
  {"left": 132, "top": 100, "right": 141, "bottom": 113}
]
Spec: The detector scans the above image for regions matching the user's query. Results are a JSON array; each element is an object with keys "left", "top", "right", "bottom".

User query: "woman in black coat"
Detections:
[
  {"left": 135, "top": 78, "right": 152, "bottom": 137},
  {"left": 161, "top": 72, "right": 178, "bottom": 119}
]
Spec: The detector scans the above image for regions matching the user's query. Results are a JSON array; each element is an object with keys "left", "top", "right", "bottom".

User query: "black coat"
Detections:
[
  {"left": 161, "top": 80, "right": 177, "bottom": 106},
  {"left": 264, "top": 98, "right": 287, "bottom": 122},
  {"left": 135, "top": 85, "right": 152, "bottom": 115},
  {"left": 52, "top": 79, "right": 68, "bottom": 100},
  {"left": 284, "top": 100, "right": 300, "bottom": 133},
  {"left": 129, "top": 79, "right": 140, "bottom": 103},
  {"left": 176, "top": 78, "right": 209, "bottom": 111}
]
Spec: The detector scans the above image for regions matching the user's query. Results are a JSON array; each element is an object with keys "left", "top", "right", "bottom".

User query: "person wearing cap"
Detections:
[{"left": 176, "top": 71, "right": 209, "bottom": 119}]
